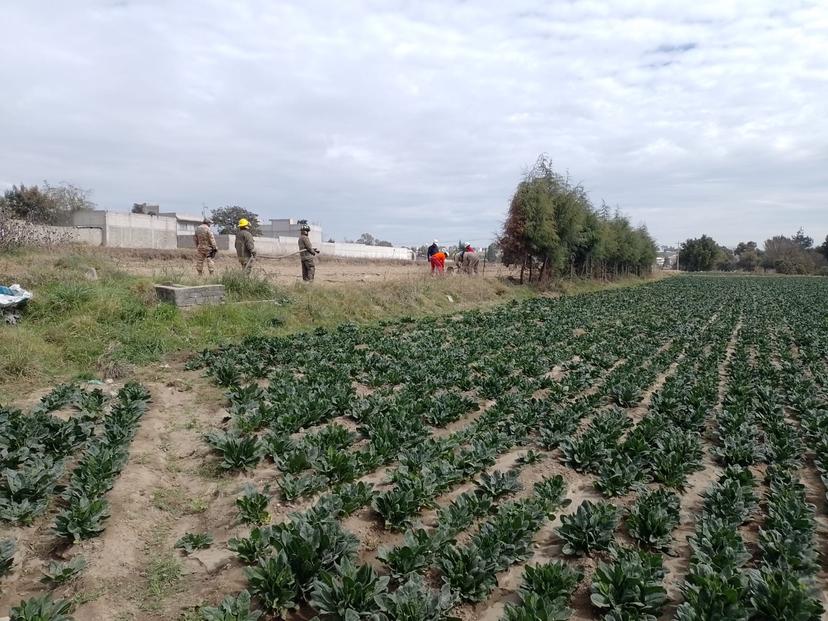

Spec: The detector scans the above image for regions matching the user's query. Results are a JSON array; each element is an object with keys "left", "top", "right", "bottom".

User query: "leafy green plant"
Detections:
[
  {"left": 747, "top": 566, "right": 824, "bottom": 621},
  {"left": 373, "top": 475, "right": 437, "bottom": 530},
  {"left": 1, "top": 537, "right": 14, "bottom": 576},
  {"left": 176, "top": 532, "right": 214, "bottom": 554},
  {"left": 199, "top": 590, "right": 262, "bottom": 621},
  {"left": 331, "top": 481, "right": 374, "bottom": 517},
  {"left": 278, "top": 472, "right": 327, "bottom": 502},
  {"left": 309, "top": 558, "right": 389, "bottom": 619},
  {"left": 375, "top": 574, "right": 457, "bottom": 621},
  {"left": 626, "top": 488, "right": 680, "bottom": 550},
  {"left": 9, "top": 594, "right": 74, "bottom": 621},
  {"left": 41, "top": 557, "right": 86, "bottom": 586},
  {"left": 228, "top": 527, "right": 274, "bottom": 565},
  {"left": 532, "top": 475, "right": 570, "bottom": 513},
  {"left": 557, "top": 500, "right": 619, "bottom": 556},
  {"left": 236, "top": 484, "right": 271, "bottom": 525},
  {"left": 561, "top": 433, "right": 609, "bottom": 474},
  {"left": 475, "top": 469, "right": 522, "bottom": 499},
  {"left": 595, "top": 452, "right": 643, "bottom": 497},
  {"left": 53, "top": 496, "right": 110, "bottom": 542},
  {"left": 437, "top": 543, "right": 498, "bottom": 602},
  {"left": 503, "top": 593, "right": 571, "bottom": 621},
  {"left": 311, "top": 446, "right": 359, "bottom": 484},
  {"left": 435, "top": 491, "right": 492, "bottom": 535},
  {"left": 518, "top": 449, "right": 543, "bottom": 465},
  {"left": 519, "top": 560, "right": 583, "bottom": 601},
  {"left": 244, "top": 552, "right": 297, "bottom": 614},
  {"left": 590, "top": 547, "right": 666, "bottom": 619},
  {"left": 675, "top": 563, "right": 749, "bottom": 621},
  {"left": 609, "top": 382, "right": 642, "bottom": 408},
  {"left": 205, "top": 430, "right": 264, "bottom": 471},
  {"left": 275, "top": 513, "right": 358, "bottom": 592},
  {"left": 377, "top": 528, "right": 433, "bottom": 579},
  {"left": 687, "top": 518, "right": 751, "bottom": 572}
]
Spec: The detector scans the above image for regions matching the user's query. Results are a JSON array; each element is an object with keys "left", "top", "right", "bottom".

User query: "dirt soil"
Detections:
[{"left": 104, "top": 250, "right": 509, "bottom": 286}]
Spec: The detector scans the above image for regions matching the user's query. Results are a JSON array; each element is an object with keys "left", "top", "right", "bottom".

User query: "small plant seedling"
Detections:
[{"left": 175, "top": 532, "right": 214, "bottom": 554}]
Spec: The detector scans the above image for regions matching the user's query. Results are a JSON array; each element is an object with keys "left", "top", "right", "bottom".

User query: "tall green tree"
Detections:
[
  {"left": 678, "top": 235, "right": 720, "bottom": 271},
  {"left": 211, "top": 206, "right": 262, "bottom": 235},
  {"left": 499, "top": 156, "right": 656, "bottom": 282}
]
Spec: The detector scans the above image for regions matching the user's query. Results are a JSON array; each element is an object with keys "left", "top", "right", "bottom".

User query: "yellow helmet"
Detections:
[{"left": 238, "top": 218, "right": 250, "bottom": 228}]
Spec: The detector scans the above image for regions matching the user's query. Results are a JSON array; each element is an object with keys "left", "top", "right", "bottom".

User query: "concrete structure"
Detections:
[
  {"left": 71, "top": 210, "right": 178, "bottom": 249},
  {"left": 14, "top": 220, "right": 104, "bottom": 246},
  {"left": 261, "top": 218, "right": 323, "bottom": 247},
  {"left": 58, "top": 209, "right": 414, "bottom": 259},
  {"left": 178, "top": 232, "right": 415, "bottom": 261},
  {"left": 155, "top": 284, "right": 225, "bottom": 307},
  {"left": 159, "top": 212, "right": 204, "bottom": 235}
]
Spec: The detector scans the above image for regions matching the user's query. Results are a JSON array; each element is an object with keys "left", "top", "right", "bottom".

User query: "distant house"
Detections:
[{"left": 159, "top": 212, "right": 203, "bottom": 235}]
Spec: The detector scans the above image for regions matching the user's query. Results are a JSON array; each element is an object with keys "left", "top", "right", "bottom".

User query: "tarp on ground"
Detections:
[{"left": 0, "top": 284, "right": 33, "bottom": 308}]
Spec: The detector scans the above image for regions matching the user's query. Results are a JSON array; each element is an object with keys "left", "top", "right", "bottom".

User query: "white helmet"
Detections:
[{"left": 432, "top": 239, "right": 438, "bottom": 244}]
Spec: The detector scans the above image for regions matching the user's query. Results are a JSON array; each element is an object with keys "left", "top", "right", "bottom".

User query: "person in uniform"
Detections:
[
  {"left": 298, "top": 223, "right": 319, "bottom": 282},
  {"left": 194, "top": 217, "right": 218, "bottom": 276},
  {"left": 235, "top": 218, "right": 256, "bottom": 272}
]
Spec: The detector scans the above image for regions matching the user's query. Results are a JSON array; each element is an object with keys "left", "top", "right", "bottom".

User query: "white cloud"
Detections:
[{"left": 0, "top": 0, "right": 826, "bottom": 247}]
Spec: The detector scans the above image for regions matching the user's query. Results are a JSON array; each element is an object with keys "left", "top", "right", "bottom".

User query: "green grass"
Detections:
[{"left": 0, "top": 249, "right": 656, "bottom": 398}]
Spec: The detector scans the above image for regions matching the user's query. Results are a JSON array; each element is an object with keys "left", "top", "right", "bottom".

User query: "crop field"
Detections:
[{"left": 2, "top": 275, "right": 828, "bottom": 620}]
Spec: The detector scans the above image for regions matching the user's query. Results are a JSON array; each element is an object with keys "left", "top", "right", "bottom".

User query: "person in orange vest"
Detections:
[{"left": 430, "top": 249, "right": 446, "bottom": 274}]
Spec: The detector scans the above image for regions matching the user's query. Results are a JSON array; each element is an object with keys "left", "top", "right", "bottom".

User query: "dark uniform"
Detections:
[
  {"left": 299, "top": 232, "right": 317, "bottom": 281},
  {"left": 235, "top": 229, "right": 256, "bottom": 272}
]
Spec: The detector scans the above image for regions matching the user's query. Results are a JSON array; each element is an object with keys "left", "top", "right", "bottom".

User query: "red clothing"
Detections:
[{"left": 430, "top": 252, "right": 446, "bottom": 273}]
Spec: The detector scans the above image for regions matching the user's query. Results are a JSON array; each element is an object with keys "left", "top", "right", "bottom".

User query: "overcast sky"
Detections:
[{"left": 2, "top": 1, "right": 826, "bottom": 247}]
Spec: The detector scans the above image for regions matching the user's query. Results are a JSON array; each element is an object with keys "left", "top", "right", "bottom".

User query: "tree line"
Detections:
[
  {"left": 498, "top": 156, "right": 657, "bottom": 282},
  {"left": 678, "top": 230, "right": 828, "bottom": 275}
]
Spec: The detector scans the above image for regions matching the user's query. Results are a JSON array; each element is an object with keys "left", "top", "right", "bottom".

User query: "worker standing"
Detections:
[
  {"left": 298, "top": 223, "right": 319, "bottom": 282},
  {"left": 427, "top": 239, "right": 439, "bottom": 260},
  {"left": 235, "top": 218, "right": 256, "bottom": 272},
  {"left": 194, "top": 217, "right": 218, "bottom": 276}
]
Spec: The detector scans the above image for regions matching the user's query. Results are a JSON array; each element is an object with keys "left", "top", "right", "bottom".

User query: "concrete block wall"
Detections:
[
  {"left": 13, "top": 220, "right": 103, "bottom": 246},
  {"left": 321, "top": 242, "right": 415, "bottom": 261},
  {"left": 72, "top": 211, "right": 178, "bottom": 249},
  {"left": 155, "top": 284, "right": 225, "bottom": 307}
]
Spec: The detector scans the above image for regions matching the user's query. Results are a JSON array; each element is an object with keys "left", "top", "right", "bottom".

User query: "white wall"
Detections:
[
  {"left": 322, "top": 242, "right": 415, "bottom": 261},
  {"left": 73, "top": 211, "right": 178, "bottom": 249},
  {"left": 177, "top": 234, "right": 414, "bottom": 261}
]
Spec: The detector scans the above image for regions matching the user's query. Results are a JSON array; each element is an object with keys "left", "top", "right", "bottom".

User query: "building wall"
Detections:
[
  {"left": 260, "top": 219, "right": 323, "bottom": 247},
  {"left": 72, "top": 211, "right": 178, "bottom": 249},
  {"left": 11, "top": 220, "right": 103, "bottom": 246},
  {"left": 321, "top": 242, "right": 415, "bottom": 261},
  {"left": 177, "top": 234, "right": 414, "bottom": 261}
]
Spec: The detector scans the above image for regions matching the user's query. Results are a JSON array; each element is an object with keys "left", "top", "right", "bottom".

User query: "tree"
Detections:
[
  {"left": 714, "top": 245, "right": 737, "bottom": 271},
  {"left": 763, "top": 234, "right": 814, "bottom": 274},
  {"left": 793, "top": 228, "right": 813, "bottom": 250},
  {"left": 734, "top": 241, "right": 761, "bottom": 271},
  {"left": 0, "top": 181, "right": 93, "bottom": 225},
  {"left": 819, "top": 235, "right": 828, "bottom": 261},
  {"left": 355, "top": 232, "right": 394, "bottom": 247},
  {"left": 211, "top": 206, "right": 262, "bottom": 235},
  {"left": 677, "top": 235, "right": 719, "bottom": 271},
  {"left": 486, "top": 243, "right": 499, "bottom": 262},
  {"left": 43, "top": 181, "right": 95, "bottom": 215},
  {"left": 500, "top": 155, "right": 656, "bottom": 282}
]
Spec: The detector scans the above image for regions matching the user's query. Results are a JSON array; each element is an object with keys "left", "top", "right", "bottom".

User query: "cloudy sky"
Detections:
[{"left": 2, "top": 1, "right": 826, "bottom": 247}]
